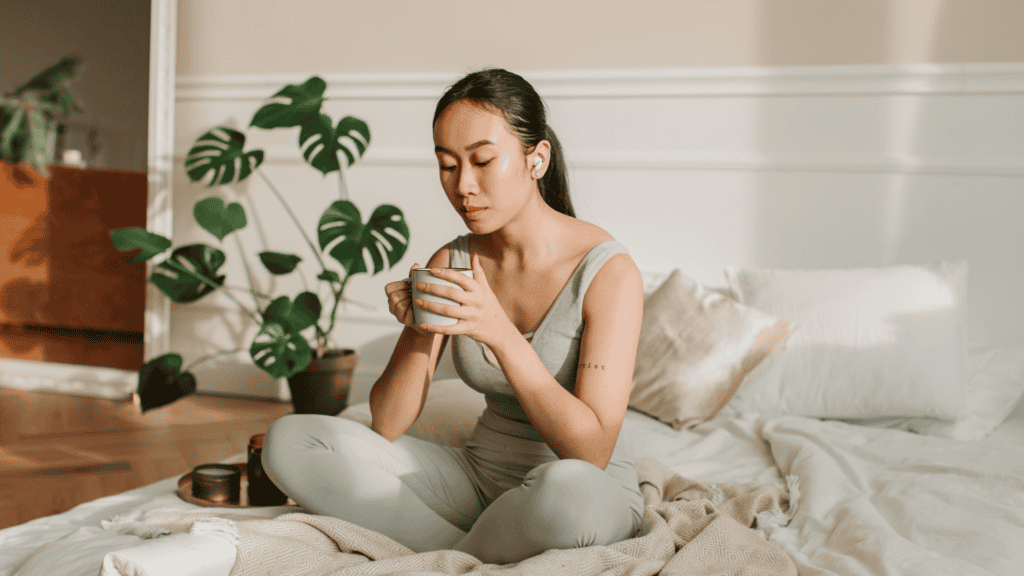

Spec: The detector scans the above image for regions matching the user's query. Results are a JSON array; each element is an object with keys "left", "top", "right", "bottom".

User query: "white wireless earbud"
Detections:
[{"left": 533, "top": 157, "right": 542, "bottom": 168}]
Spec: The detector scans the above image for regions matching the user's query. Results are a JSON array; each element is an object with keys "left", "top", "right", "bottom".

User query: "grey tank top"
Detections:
[{"left": 449, "top": 233, "right": 630, "bottom": 422}]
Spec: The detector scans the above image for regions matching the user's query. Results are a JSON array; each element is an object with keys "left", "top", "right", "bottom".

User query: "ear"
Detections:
[{"left": 528, "top": 140, "right": 552, "bottom": 179}]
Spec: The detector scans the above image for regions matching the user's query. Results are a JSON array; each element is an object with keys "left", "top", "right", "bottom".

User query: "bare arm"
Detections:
[
  {"left": 369, "top": 245, "right": 451, "bottom": 441},
  {"left": 492, "top": 254, "right": 643, "bottom": 468}
]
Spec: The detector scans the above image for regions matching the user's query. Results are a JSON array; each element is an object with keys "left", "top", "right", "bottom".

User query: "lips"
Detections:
[{"left": 461, "top": 206, "right": 486, "bottom": 213}]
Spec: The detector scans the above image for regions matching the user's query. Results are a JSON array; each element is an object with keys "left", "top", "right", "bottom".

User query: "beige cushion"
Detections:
[{"left": 629, "top": 269, "right": 792, "bottom": 430}]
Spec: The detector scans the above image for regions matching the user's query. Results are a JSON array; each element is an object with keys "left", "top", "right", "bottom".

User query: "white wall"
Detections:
[
  {"left": 176, "top": 0, "right": 1024, "bottom": 75},
  {"left": 170, "top": 0, "right": 1024, "bottom": 402},
  {"left": 172, "top": 64, "right": 1024, "bottom": 404}
]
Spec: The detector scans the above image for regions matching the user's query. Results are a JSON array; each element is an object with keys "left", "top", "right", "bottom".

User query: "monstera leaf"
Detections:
[
  {"left": 250, "top": 321, "right": 313, "bottom": 378},
  {"left": 136, "top": 353, "right": 197, "bottom": 412},
  {"left": 299, "top": 114, "right": 370, "bottom": 175},
  {"left": 317, "top": 201, "right": 409, "bottom": 276},
  {"left": 250, "top": 76, "right": 326, "bottom": 129},
  {"left": 109, "top": 227, "right": 172, "bottom": 263},
  {"left": 184, "top": 126, "right": 264, "bottom": 186},
  {"left": 194, "top": 197, "right": 247, "bottom": 241},
  {"left": 150, "top": 244, "right": 226, "bottom": 303},
  {"left": 259, "top": 251, "right": 302, "bottom": 275},
  {"left": 317, "top": 270, "right": 341, "bottom": 283},
  {"left": 263, "top": 292, "right": 322, "bottom": 333}
]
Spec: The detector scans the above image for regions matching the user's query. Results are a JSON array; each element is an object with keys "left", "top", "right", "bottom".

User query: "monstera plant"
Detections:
[{"left": 110, "top": 76, "right": 410, "bottom": 412}]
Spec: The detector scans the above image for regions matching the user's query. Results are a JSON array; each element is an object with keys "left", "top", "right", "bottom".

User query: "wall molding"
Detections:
[
  {"left": 0, "top": 358, "right": 136, "bottom": 399},
  {"left": 173, "top": 146, "right": 1024, "bottom": 178},
  {"left": 174, "top": 62, "right": 1024, "bottom": 177},
  {"left": 176, "top": 62, "right": 1024, "bottom": 102}
]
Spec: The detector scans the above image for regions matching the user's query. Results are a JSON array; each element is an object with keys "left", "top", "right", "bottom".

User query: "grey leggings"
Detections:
[{"left": 261, "top": 408, "right": 644, "bottom": 564}]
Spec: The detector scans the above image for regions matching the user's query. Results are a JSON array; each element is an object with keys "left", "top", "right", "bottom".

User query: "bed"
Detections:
[{"left": 3, "top": 262, "right": 1024, "bottom": 576}]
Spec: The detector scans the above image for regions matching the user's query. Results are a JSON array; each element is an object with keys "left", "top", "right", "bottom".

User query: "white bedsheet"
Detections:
[{"left": 4, "top": 398, "right": 1023, "bottom": 576}]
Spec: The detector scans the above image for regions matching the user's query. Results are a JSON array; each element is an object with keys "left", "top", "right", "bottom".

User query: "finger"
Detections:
[
  {"left": 408, "top": 262, "right": 421, "bottom": 276},
  {"left": 471, "top": 253, "right": 490, "bottom": 290},
  {"left": 429, "top": 267, "right": 473, "bottom": 290},
  {"left": 413, "top": 297, "right": 463, "bottom": 319},
  {"left": 414, "top": 281, "right": 465, "bottom": 303},
  {"left": 385, "top": 281, "right": 411, "bottom": 297},
  {"left": 418, "top": 321, "right": 459, "bottom": 336}
]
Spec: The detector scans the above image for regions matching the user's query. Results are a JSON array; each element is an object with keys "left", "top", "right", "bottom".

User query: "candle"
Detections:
[
  {"left": 192, "top": 464, "right": 241, "bottom": 503},
  {"left": 197, "top": 467, "right": 235, "bottom": 476}
]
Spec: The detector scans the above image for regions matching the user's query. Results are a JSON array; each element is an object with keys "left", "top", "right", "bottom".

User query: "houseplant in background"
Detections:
[
  {"left": 1, "top": 55, "right": 84, "bottom": 177},
  {"left": 110, "top": 76, "right": 410, "bottom": 414}
]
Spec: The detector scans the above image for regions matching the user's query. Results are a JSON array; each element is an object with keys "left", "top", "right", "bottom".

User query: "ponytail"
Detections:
[{"left": 538, "top": 125, "right": 574, "bottom": 217}]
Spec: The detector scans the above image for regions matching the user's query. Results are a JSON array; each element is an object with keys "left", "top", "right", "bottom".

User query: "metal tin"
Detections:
[{"left": 191, "top": 463, "right": 241, "bottom": 503}]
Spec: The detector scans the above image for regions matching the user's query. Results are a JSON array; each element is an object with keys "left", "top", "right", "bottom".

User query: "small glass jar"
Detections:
[{"left": 247, "top": 433, "right": 289, "bottom": 506}]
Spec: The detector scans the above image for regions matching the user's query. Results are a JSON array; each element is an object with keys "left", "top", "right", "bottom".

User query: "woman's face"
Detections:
[{"left": 432, "top": 100, "right": 537, "bottom": 233}]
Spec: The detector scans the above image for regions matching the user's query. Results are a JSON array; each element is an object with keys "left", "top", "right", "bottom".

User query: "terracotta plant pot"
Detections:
[{"left": 286, "top": 348, "right": 358, "bottom": 415}]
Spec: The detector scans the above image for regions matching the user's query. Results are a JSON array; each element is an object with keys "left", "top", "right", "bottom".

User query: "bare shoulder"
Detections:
[
  {"left": 425, "top": 242, "right": 452, "bottom": 268},
  {"left": 578, "top": 224, "right": 642, "bottom": 318},
  {"left": 573, "top": 220, "right": 615, "bottom": 246}
]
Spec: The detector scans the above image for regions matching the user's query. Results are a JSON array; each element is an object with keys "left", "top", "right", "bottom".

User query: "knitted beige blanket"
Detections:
[{"left": 142, "top": 457, "right": 796, "bottom": 576}]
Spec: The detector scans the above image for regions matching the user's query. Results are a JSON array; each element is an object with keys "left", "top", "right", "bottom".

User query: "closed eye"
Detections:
[
  {"left": 475, "top": 159, "right": 493, "bottom": 167},
  {"left": 439, "top": 165, "right": 456, "bottom": 172}
]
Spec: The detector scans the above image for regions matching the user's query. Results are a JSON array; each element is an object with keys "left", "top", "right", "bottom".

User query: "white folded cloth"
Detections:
[{"left": 98, "top": 528, "right": 236, "bottom": 576}]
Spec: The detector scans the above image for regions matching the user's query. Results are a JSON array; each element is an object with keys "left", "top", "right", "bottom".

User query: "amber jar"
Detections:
[
  {"left": 192, "top": 464, "right": 241, "bottom": 503},
  {"left": 247, "top": 433, "right": 289, "bottom": 506}
]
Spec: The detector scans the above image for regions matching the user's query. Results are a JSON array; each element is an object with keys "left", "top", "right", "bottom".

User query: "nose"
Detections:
[{"left": 455, "top": 165, "right": 479, "bottom": 196}]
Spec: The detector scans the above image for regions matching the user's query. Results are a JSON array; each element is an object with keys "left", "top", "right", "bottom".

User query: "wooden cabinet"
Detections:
[{"left": 0, "top": 161, "right": 146, "bottom": 370}]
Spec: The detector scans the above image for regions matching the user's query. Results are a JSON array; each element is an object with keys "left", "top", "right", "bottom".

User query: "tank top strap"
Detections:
[
  {"left": 561, "top": 240, "right": 630, "bottom": 315},
  {"left": 448, "top": 234, "right": 471, "bottom": 268}
]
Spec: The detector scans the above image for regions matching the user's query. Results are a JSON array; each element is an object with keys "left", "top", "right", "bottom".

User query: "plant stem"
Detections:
[
  {"left": 233, "top": 234, "right": 263, "bottom": 314},
  {"left": 224, "top": 284, "right": 272, "bottom": 299},
  {"left": 257, "top": 167, "right": 346, "bottom": 354},
  {"left": 337, "top": 160, "right": 349, "bottom": 201},
  {"left": 256, "top": 169, "right": 329, "bottom": 272},
  {"left": 325, "top": 275, "right": 350, "bottom": 337},
  {"left": 161, "top": 258, "right": 262, "bottom": 326},
  {"left": 184, "top": 347, "right": 246, "bottom": 373}
]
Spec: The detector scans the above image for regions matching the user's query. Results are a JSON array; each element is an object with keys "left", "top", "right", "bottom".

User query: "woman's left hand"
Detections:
[{"left": 413, "top": 253, "right": 517, "bottom": 349}]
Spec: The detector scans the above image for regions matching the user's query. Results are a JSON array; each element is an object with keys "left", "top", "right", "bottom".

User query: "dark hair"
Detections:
[{"left": 433, "top": 68, "right": 575, "bottom": 218}]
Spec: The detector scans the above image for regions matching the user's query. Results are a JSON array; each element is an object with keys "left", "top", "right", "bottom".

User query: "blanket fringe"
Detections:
[
  {"left": 100, "top": 514, "right": 171, "bottom": 539},
  {"left": 754, "top": 474, "right": 801, "bottom": 538},
  {"left": 709, "top": 484, "right": 727, "bottom": 506},
  {"left": 190, "top": 516, "right": 240, "bottom": 546}
]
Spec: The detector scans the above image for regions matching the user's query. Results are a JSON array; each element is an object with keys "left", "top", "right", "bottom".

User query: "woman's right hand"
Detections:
[{"left": 385, "top": 262, "right": 429, "bottom": 335}]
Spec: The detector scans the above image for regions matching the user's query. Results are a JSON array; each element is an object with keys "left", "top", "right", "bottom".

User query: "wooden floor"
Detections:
[{"left": 0, "top": 387, "right": 294, "bottom": 530}]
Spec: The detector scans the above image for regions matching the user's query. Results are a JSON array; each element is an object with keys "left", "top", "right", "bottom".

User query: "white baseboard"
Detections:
[{"left": 0, "top": 358, "right": 136, "bottom": 400}]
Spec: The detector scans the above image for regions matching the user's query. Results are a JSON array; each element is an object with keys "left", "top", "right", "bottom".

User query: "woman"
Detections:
[{"left": 263, "top": 68, "right": 645, "bottom": 564}]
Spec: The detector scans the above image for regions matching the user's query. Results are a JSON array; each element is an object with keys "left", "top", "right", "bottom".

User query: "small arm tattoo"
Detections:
[{"left": 578, "top": 362, "right": 606, "bottom": 370}]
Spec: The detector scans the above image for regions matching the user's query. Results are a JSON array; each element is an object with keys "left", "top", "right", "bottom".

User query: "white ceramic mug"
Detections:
[{"left": 404, "top": 267, "right": 473, "bottom": 327}]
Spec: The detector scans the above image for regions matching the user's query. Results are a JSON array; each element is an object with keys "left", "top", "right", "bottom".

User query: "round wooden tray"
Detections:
[{"left": 177, "top": 463, "right": 297, "bottom": 508}]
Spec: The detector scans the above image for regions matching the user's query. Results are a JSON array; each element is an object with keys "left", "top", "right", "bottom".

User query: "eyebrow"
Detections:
[{"left": 434, "top": 139, "right": 495, "bottom": 154}]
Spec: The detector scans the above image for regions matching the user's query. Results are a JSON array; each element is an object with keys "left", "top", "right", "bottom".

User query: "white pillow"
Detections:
[
  {"left": 723, "top": 261, "right": 970, "bottom": 420},
  {"left": 339, "top": 378, "right": 486, "bottom": 446},
  {"left": 847, "top": 343, "right": 1024, "bottom": 440}
]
